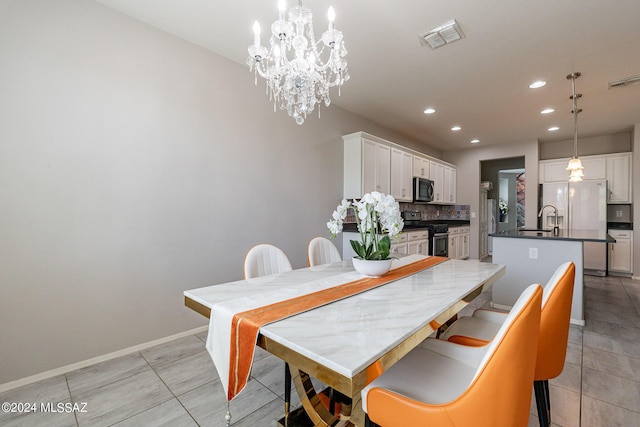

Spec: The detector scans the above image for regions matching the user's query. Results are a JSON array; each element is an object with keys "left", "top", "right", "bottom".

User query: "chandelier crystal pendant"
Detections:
[
  {"left": 247, "top": 0, "right": 349, "bottom": 125},
  {"left": 566, "top": 72, "right": 584, "bottom": 182}
]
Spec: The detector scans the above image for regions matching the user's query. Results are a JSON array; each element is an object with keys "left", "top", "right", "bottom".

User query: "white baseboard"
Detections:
[{"left": 0, "top": 325, "right": 209, "bottom": 394}]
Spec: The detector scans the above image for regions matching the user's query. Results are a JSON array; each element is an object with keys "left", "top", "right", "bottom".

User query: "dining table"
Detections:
[{"left": 183, "top": 254, "right": 505, "bottom": 427}]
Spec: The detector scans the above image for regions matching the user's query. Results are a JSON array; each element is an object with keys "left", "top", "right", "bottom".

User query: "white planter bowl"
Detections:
[{"left": 352, "top": 257, "right": 393, "bottom": 277}]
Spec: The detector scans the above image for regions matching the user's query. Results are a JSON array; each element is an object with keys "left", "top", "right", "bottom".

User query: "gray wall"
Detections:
[
  {"left": 0, "top": 0, "right": 438, "bottom": 385},
  {"left": 539, "top": 132, "right": 631, "bottom": 160}
]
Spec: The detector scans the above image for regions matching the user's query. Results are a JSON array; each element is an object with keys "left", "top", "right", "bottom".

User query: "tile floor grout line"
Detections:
[{"left": 63, "top": 373, "right": 81, "bottom": 427}]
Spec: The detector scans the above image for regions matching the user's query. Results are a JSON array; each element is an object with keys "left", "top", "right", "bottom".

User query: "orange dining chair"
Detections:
[
  {"left": 362, "top": 283, "right": 543, "bottom": 427},
  {"left": 243, "top": 244, "right": 294, "bottom": 419},
  {"left": 440, "top": 262, "right": 575, "bottom": 427},
  {"left": 308, "top": 236, "right": 342, "bottom": 266}
]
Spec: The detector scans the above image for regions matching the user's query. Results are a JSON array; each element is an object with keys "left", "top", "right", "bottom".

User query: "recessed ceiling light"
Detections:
[
  {"left": 451, "top": 126, "right": 462, "bottom": 131},
  {"left": 529, "top": 80, "right": 547, "bottom": 89},
  {"left": 470, "top": 139, "right": 480, "bottom": 144},
  {"left": 541, "top": 108, "right": 555, "bottom": 114},
  {"left": 424, "top": 108, "right": 436, "bottom": 114},
  {"left": 548, "top": 126, "right": 559, "bottom": 131}
]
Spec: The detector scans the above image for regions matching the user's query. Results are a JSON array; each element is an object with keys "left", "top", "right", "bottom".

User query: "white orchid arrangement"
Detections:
[
  {"left": 498, "top": 199, "right": 509, "bottom": 215},
  {"left": 328, "top": 192, "right": 404, "bottom": 260}
]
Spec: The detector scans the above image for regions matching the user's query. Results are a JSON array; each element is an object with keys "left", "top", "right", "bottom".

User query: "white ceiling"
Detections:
[{"left": 95, "top": 0, "right": 640, "bottom": 152}]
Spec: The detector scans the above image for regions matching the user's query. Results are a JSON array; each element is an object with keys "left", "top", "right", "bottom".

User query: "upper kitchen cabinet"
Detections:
[
  {"left": 343, "top": 133, "right": 390, "bottom": 199},
  {"left": 539, "top": 153, "right": 632, "bottom": 204},
  {"left": 606, "top": 153, "right": 632, "bottom": 204},
  {"left": 430, "top": 161, "right": 444, "bottom": 202},
  {"left": 429, "top": 161, "right": 456, "bottom": 203},
  {"left": 391, "top": 148, "right": 413, "bottom": 202},
  {"left": 539, "top": 156, "right": 606, "bottom": 183},
  {"left": 413, "top": 155, "right": 430, "bottom": 178},
  {"left": 444, "top": 165, "right": 457, "bottom": 203},
  {"left": 343, "top": 132, "right": 456, "bottom": 201}
]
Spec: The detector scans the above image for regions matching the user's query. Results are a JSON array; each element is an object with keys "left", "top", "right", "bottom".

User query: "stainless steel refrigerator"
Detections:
[{"left": 541, "top": 180, "right": 608, "bottom": 275}]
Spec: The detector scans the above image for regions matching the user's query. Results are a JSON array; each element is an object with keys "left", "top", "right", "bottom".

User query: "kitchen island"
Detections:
[{"left": 489, "top": 229, "right": 614, "bottom": 325}]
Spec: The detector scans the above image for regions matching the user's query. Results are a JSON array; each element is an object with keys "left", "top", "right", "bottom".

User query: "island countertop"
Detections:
[{"left": 490, "top": 228, "right": 615, "bottom": 243}]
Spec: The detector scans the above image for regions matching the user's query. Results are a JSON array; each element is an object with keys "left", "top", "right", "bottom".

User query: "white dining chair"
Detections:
[
  {"left": 243, "top": 243, "right": 293, "bottom": 279},
  {"left": 308, "top": 237, "right": 342, "bottom": 266},
  {"left": 242, "top": 243, "right": 294, "bottom": 419}
]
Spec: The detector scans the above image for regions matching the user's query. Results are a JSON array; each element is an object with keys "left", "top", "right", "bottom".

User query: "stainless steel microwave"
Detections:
[{"left": 413, "top": 177, "right": 434, "bottom": 202}]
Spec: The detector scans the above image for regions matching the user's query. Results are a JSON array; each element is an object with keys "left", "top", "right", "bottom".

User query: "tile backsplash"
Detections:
[
  {"left": 399, "top": 203, "right": 471, "bottom": 221},
  {"left": 343, "top": 202, "right": 470, "bottom": 223}
]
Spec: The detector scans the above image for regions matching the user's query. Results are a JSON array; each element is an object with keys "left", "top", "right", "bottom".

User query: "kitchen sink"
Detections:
[{"left": 518, "top": 228, "right": 552, "bottom": 233}]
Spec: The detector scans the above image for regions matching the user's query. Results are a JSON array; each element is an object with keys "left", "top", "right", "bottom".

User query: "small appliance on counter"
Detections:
[{"left": 607, "top": 204, "right": 633, "bottom": 230}]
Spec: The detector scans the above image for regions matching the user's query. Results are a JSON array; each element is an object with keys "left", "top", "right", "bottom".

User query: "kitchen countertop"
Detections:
[
  {"left": 490, "top": 228, "right": 615, "bottom": 243},
  {"left": 343, "top": 220, "right": 470, "bottom": 232}
]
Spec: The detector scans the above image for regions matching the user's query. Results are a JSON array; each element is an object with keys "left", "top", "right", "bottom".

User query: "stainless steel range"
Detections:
[
  {"left": 426, "top": 223, "right": 449, "bottom": 257},
  {"left": 401, "top": 210, "right": 449, "bottom": 257}
]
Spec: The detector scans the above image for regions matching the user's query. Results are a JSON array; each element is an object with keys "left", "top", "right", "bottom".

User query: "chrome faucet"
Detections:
[{"left": 538, "top": 204, "right": 560, "bottom": 235}]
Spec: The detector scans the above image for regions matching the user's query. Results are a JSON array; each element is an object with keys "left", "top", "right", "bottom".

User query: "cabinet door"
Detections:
[
  {"left": 391, "top": 148, "right": 413, "bottom": 201},
  {"left": 448, "top": 234, "right": 459, "bottom": 259},
  {"left": 607, "top": 154, "right": 632, "bottom": 204},
  {"left": 362, "top": 139, "right": 377, "bottom": 194},
  {"left": 391, "top": 243, "right": 409, "bottom": 255},
  {"left": 413, "top": 156, "right": 430, "bottom": 178},
  {"left": 444, "top": 166, "right": 456, "bottom": 203},
  {"left": 376, "top": 144, "right": 391, "bottom": 194},
  {"left": 461, "top": 233, "right": 470, "bottom": 259},
  {"left": 430, "top": 162, "right": 444, "bottom": 202},
  {"left": 609, "top": 238, "right": 632, "bottom": 273}
]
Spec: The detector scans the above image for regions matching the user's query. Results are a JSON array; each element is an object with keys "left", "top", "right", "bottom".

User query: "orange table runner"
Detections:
[{"left": 227, "top": 256, "right": 448, "bottom": 400}]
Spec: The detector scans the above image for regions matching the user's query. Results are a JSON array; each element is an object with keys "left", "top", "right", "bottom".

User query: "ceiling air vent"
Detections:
[
  {"left": 608, "top": 74, "right": 640, "bottom": 89},
  {"left": 419, "top": 19, "right": 465, "bottom": 49}
]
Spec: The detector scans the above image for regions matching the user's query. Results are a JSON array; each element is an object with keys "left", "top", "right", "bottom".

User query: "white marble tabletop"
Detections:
[{"left": 184, "top": 255, "right": 505, "bottom": 381}]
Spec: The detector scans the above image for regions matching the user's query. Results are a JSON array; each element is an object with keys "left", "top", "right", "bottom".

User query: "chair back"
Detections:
[
  {"left": 536, "top": 261, "right": 575, "bottom": 380},
  {"left": 367, "top": 284, "right": 542, "bottom": 427},
  {"left": 308, "top": 237, "right": 342, "bottom": 266},
  {"left": 244, "top": 244, "right": 293, "bottom": 279}
]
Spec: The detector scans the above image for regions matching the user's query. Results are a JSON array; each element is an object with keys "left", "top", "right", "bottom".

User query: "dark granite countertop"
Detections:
[{"left": 490, "top": 229, "right": 615, "bottom": 243}]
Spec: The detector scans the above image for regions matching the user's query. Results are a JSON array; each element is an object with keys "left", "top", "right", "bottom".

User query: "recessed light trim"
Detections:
[
  {"left": 548, "top": 126, "right": 559, "bottom": 131},
  {"left": 470, "top": 139, "right": 480, "bottom": 144},
  {"left": 424, "top": 108, "right": 436, "bottom": 114},
  {"left": 529, "top": 80, "right": 547, "bottom": 89},
  {"left": 451, "top": 126, "right": 462, "bottom": 131},
  {"left": 541, "top": 108, "right": 555, "bottom": 114}
]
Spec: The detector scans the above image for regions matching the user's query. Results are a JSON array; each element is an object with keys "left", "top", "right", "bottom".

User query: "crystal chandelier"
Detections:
[
  {"left": 247, "top": 0, "right": 349, "bottom": 125},
  {"left": 566, "top": 72, "right": 584, "bottom": 182}
]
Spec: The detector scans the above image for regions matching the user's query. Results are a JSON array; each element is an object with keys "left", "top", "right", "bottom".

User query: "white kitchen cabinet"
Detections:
[
  {"left": 458, "top": 226, "right": 470, "bottom": 259},
  {"left": 413, "top": 156, "right": 430, "bottom": 178},
  {"left": 539, "top": 156, "right": 606, "bottom": 183},
  {"left": 391, "top": 233, "right": 409, "bottom": 256},
  {"left": 343, "top": 134, "right": 390, "bottom": 199},
  {"left": 444, "top": 166, "right": 456, "bottom": 203},
  {"left": 430, "top": 161, "right": 444, "bottom": 202},
  {"left": 606, "top": 153, "right": 632, "bottom": 204},
  {"left": 407, "top": 230, "right": 429, "bottom": 256},
  {"left": 448, "top": 227, "right": 459, "bottom": 259},
  {"left": 391, "top": 148, "right": 413, "bottom": 202},
  {"left": 343, "top": 132, "right": 457, "bottom": 202},
  {"left": 608, "top": 229, "right": 633, "bottom": 274}
]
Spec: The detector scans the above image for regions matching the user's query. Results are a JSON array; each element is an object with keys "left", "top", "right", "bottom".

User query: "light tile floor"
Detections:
[{"left": 1, "top": 274, "right": 639, "bottom": 426}]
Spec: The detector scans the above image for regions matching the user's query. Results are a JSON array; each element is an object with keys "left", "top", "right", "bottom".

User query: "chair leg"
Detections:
[
  {"left": 364, "top": 413, "right": 378, "bottom": 427},
  {"left": 534, "top": 380, "right": 550, "bottom": 427},
  {"left": 543, "top": 379, "right": 551, "bottom": 419},
  {"left": 284, "top": 363, "right": 291, "bottom": 421}
]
